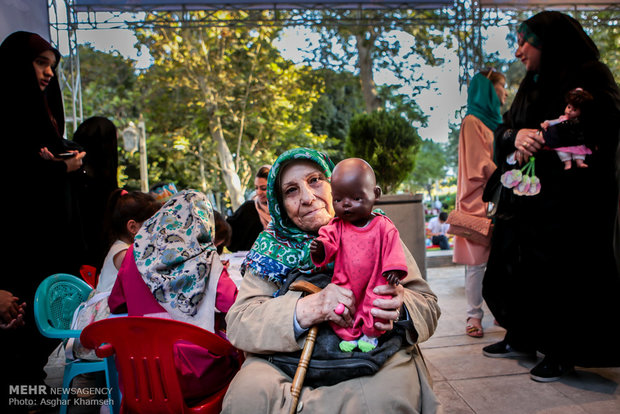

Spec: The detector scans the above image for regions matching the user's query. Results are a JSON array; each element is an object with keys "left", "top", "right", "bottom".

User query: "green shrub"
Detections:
[{"left": 345, "top": 110, "right": 421, "bottom": 193}]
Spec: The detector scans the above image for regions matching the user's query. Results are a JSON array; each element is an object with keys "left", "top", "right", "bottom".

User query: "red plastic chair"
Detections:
[{"left": 80, "top": 317, "right": 243, "bottom": 414}]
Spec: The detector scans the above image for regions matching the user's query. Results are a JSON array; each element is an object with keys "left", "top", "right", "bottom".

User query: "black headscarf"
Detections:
[
  {"left": 0, "top": 31, "right": 65, "bottom": 153},
  {"left": 498, "top": 11, "right": 618, "bottom": 158},
  {"left": 72, "top": 116, "right": 120, "bottom": 268},
  {"left": 73, "top": 116, "right": 119, "bottom": 185}
]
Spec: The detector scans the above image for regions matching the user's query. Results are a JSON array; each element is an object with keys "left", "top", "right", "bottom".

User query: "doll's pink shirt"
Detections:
[{"left": 314, "top": 215, "right": 408, "bottom": 340}]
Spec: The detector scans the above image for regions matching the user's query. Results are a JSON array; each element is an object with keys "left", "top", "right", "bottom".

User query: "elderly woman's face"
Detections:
[
  {"left": 515, "top": 39, "right": 541, "bottom": 72},
  {"left": 280, "top": 160, "right": 334, "bottom": 233}
]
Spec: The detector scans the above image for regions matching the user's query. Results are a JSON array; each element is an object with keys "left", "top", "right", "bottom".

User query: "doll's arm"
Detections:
[{"left": 310, "top": 239, "right": 326, "bottom": 265}]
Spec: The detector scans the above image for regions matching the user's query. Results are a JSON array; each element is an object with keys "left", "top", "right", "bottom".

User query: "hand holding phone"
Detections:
[{"left": 57, "top": 152, "right": 77, "bottom": 159}]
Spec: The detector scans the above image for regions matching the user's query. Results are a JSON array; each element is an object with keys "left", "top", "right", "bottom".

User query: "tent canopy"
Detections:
[{"left": 73, "top": 0, "right": 453, "bottom": 11}]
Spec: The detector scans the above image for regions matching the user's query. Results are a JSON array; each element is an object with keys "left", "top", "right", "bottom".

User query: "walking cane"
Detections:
[{"left": 288, "top": 281, "right": 322, "bottom": 414}]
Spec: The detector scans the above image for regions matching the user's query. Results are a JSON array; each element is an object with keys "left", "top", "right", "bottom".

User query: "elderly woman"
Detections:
[
  {"left": 222, "top": 148, "right": 442, "bottom": 413},
  {"left": 482, "top": 11, "right": 620, "bottom": 382}
]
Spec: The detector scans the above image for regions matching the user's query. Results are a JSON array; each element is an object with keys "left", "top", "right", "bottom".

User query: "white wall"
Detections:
[{"left": 0, "top": 0, "right": 50, "bottom": 43}]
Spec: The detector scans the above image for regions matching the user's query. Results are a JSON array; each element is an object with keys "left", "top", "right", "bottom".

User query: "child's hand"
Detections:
[{"left": 540, "top": 121, "right": 549, "bottom": 131}]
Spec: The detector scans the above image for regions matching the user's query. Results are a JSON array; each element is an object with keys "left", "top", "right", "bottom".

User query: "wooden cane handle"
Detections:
[
  {"left": 290, "top": 280, "right": 322, "bottom": 294},
  {"left": 289, "top": 325, "right": 318, "bottom": 414},
  {"left": 288, "top": 280, "right": 322, "bottom": 414}
]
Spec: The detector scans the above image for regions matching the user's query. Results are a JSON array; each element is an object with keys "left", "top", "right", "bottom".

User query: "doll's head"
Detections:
[
  {"left": 330, "top": 158, "right": 381, "bottom": 227},
  {"left": 564, "top": 87, "right": 593, "bottom": 120}
]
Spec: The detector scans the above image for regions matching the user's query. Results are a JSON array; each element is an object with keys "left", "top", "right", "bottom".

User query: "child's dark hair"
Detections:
[
  {"left": 439, "top": 211, "right": 448, "bottom": 222},
  {"left": 565, "top": 88, "right": 593, "bottom": 110},
  {"left": 104, "top": 189, "right": 162, "bottom": 247},
  {"left": 213, "top": 210, "right": 232, "bottom": 255}
]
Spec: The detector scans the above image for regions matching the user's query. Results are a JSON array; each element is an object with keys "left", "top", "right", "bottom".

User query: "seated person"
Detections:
[
  {"left": 108, "top": 190, "right": 241, "bottom": 402},
  {"left": 221, "top": 148, "right": 442, "bottom": 413},
  {"left": 226, "top": 165, "right": 271, "bottom": 251},
  {"left": 213, "top": 210, "right": 232, "bottom": 255},
  {"left": 427, "top": 212, "right": 450, "bottom": 250}
]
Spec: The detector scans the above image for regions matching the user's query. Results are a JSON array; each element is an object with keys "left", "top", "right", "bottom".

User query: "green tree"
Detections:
[
  {"left": 308, "top": 68, "right": 365, "bottom": 163},
  {"left": 63, "top": 44, "right": 140, "bottom": 131},
  {"left": 345, "top": 110, "right": 421, "bottom": 193},
  {"left": 300, "top": 9, "right": 449, "bottom": 113},
  {"left": 402, "top": 139, "right": 447, "bottom": 200},
  {"left": 134, "top": 11, "right": 322, "bottom": 208}
]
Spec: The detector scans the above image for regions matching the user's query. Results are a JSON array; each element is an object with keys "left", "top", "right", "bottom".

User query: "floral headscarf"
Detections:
[
  {"left": 133, "top": 190, "right": 222, "bottom": 331},
  {"left": 242, "top": 148, "right": 335, "bottom": 289},
  {"left": 465, "top": 72, "right": 503, "bottom": 132}
]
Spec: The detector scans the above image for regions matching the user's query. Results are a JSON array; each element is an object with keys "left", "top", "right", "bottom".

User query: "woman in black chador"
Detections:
[
  {"left": 0, "top": 31, "right": 86, "bottom": 408},
  {"left": 482, "top": 12, "right": 620, "bottom": 382},
  {"left": 72, "top": 116, "right": 120, "bottom": 271}
]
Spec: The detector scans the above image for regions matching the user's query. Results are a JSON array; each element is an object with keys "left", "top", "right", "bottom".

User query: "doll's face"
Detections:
[
  {"left": 331, "top": 159, "right": 381, "bottom": 227},
  {"left": 564, "top": 104, "right": 581, "bottom": 120}
]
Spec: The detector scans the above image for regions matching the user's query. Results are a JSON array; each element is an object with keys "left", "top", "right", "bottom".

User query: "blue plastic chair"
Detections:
[{"left": 34, "top": 273, "right": 121, "bottom": 414}]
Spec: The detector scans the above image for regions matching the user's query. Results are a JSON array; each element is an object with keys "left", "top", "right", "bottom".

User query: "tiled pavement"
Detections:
[{"left": 422, "top": 263, "right": 620, "bottom": 414}]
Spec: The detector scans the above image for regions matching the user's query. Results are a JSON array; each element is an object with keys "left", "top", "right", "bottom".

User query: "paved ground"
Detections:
[
  {"left": 43, "top": 258, "right": 620, "bottom": 413},
  {"left": 422, "top": 264, "right": 620, "bottom": 414}
]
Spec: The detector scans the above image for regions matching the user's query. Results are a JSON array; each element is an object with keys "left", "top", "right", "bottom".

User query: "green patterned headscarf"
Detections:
[
  {"left": 242, "top": 148, "right": 335, "bottom": 288},
  {"left": 465, "top": 72, "right": 503, "bottom": 132}
]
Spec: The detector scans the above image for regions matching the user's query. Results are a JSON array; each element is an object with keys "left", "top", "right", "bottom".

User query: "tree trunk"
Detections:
[
  {"left": 355, "top": 33, "right": 381, "bottom": 113},
  {"left": 209, "top": 115, "right": 245, "bottom": 210}
]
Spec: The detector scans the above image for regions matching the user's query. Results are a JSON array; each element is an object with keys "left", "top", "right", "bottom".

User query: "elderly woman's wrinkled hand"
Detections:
[
  {"left": 370, "top": 283, "right": 405, "bottom": 331},
  {"left": 296, "top": 283, "right": 356, "bottom": 329}
]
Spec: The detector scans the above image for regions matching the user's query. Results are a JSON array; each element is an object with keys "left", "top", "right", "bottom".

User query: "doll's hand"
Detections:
[
  {"left": 310, "top": 239, "right": 325, "bottom": 263},
  {"left": 383, "top": 270, "right": 403, "bottom": 286}
]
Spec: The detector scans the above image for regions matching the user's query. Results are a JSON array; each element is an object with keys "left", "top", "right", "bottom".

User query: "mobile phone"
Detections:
[{"left": 57, "top": 152, "right": 76, "bottom": 159}]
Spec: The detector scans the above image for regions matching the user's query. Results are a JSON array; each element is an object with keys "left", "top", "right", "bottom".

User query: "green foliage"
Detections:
[
  {"left": 133, "top": 11, "right": 324, "bottom": 202},
  {"left": 345, "top": 110, "right": 421, "bottom": 193},
  {"left": 64, "top": 45, "right": 140, "bottom": 130},
  {"left": 402, "top": 138, "right": 447, "bottom": 196},
  {"left": 308, "top": 68, "right": 365, "bottom": 163}
]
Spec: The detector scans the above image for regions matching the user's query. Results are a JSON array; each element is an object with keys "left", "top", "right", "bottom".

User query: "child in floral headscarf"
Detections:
[{"left": 108, "top": 190, "right": 241, "bottom": 401}]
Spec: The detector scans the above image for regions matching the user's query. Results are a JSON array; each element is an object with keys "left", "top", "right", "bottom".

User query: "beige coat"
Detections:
[
  {"left": 222, "top": 244, "right": 442, "bottom": 414},
  {"left": 453, "top": 115, "right": 497, "bottom": 266}
]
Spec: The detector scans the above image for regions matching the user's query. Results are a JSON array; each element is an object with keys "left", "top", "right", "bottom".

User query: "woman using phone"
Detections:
[{"left": 0, "top": 31, "right": 86, "bottom": 401}]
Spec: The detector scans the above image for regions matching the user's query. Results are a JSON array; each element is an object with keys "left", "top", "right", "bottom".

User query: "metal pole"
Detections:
[{"left": 138, "top": 114, "right": 149, "bottom": 192}]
